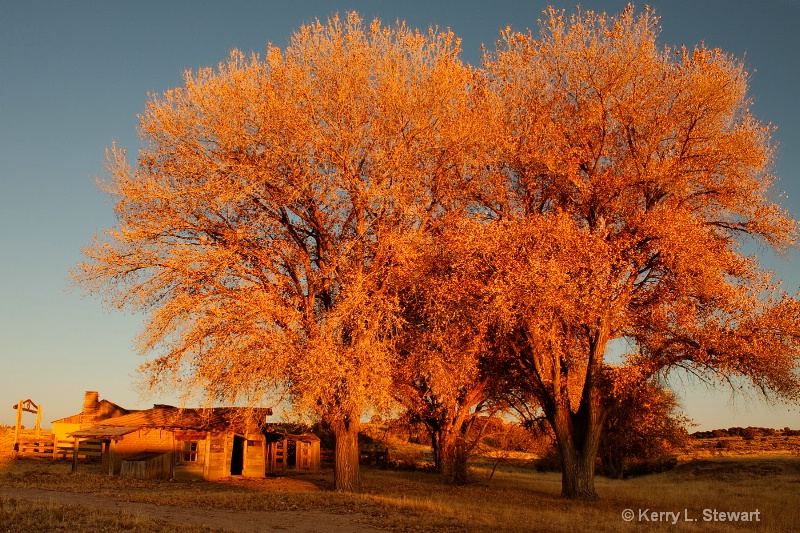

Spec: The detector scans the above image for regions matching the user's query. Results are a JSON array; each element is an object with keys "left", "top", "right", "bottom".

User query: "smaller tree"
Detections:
[
  {"left": 472, "top": 416, "right": 539, "bottom": 481},
  {"left": 600, "top": 381, "right": 690, "bottom": 479},
  {"left": 393, "top": 226, "right": 500, "bottom": 484}
]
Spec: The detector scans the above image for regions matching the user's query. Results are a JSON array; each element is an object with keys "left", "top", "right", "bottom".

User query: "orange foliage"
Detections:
[
  {"left": 478, "top": 5, "right": 800, "bottom": 498},
  {"left": 74, "top": 13, "right": 482, "bottom": 492},
  {"left": 74, "top": 6, "right": 800, "bottom": 499},
  {"left": 600, "top": 381, "right": 690, "bottom": 479},
  {"left": 393, "top": 225, "right": 500, "bottom": 484}
]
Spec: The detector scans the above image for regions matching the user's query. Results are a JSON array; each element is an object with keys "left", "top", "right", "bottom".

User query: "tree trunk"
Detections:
[
  {"left": 330, "top": 416, "right": 361, "bottom": 492},
  {"left": 549, "top": 365, "right": 606, "bottom": 499},
  {"left": 560, "top": 446, "right": 598, "bottom": 499},
  {"left": 553, "top": 319, "right": 609, "bottom": 499},
  {"left": 436, "top": 428, "right": 469, "bottom": 485},
  {"left": 602, "top": 454, "right": 625, "bottom": 479}
]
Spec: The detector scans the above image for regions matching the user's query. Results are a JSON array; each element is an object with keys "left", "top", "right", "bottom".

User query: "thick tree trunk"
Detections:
[
  {"left": 556, "top": 320, "right": 609, "bottom": 498},
  {"left": 330, "top": 416, "right": 361, "bottom": 492},
  {"left": 548, "top": 345, "right": 607, "bottom": 498},
  {"left": 550, "top": 404, "right": 603, "bottom": 499},
  {"left": 436, "top": 428, "right": 469, "bottom": 485},
  {"left": 560, "top": 446, "right": 598, "bottom": 499}
]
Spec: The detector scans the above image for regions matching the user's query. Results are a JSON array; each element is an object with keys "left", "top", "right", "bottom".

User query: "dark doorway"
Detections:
[
  {"left": 286, "top": 439, "right": 297, "bottom": 468},
  {"left": 230, "top": 435, "right": 244, "bottom": 476}
]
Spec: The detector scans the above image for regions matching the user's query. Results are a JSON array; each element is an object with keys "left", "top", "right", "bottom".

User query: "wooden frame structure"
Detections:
[
  {"left": 265, "top": 432, "right": 321, "bottom": 473},
  {"left": 69, "top": 426, "right": 138, "bottom": 474},
  {"left": 12, "top": 399, "right": 41, "bottom": 454}
]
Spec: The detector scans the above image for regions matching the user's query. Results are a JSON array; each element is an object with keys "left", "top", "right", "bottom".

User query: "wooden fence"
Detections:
[
  {"left": 14, "top": 436, "right": 53, "bottom": 457},
  {"left": 15, "top": 436, "right": 102, "bottom": 460}
]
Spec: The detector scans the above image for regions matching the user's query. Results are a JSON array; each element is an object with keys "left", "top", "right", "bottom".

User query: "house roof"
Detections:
[
  {"left": 52, "top": 413, "right": 82, "bottom": 424},
  {"left": 51, "top": 399, "right": 133, "bottom": 424},
  {"left": 91, "top": 406, "right": 271, "bottom": 431},
  {"left": 69, "top": 426, "right": 140, "bottom": 439}
]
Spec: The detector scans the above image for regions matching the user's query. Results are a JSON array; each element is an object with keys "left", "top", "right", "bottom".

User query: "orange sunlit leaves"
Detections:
[
  {"left": 74, "top": 13, "right": 483, "bottom": 493},
  {"left": 480, "top": 5, "right": 800, "bottom": 499},
  {"left": 74, "top": 6, "right": 800, "bottom": 499}
]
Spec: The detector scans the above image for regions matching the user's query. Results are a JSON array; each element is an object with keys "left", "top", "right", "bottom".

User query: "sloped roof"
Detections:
[
  {"left": 69, "top": 426, "right": 140, "bottom": 439},
  {"left": 51, "top": 399, "right": 133, "bottom": 424},
  {"left": 95, "top": 406, "right": 271, "bottom": 431},
  {"left": 52, "top": 413, "right": 82, "bottom": 424}
]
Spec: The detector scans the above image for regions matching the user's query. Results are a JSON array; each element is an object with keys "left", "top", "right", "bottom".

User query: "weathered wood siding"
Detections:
[
  {"left": 120, "top": 451, "right": 172, "bottom": 480},
  {"left": 205, "top": 431, "right": 228, "bottom": 480},
  {"left": 51, "top": 422, "right": 81, "bottom": 443},
  {"left": 244, "top": 435, "right": 266, "bottom": 477},
  {"left": 296, "top": 440, "right": 321, "bottom": 471},
  {"left": 108, "top": 428, "right": 175, "bottom": 474}
]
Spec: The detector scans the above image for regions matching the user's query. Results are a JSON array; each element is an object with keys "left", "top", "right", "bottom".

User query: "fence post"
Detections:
[
  {"left": 72, "top": 438, "right": 79, "bottom": 473},
  {"left": 13, "top": 401, "right": 23, "bottom": 455},
  {"left": 34, "top": 405, "right": 41, "bottom": 441}
]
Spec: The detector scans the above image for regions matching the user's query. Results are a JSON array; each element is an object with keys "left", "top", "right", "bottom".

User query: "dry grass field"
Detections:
[{"left": 2, "top": 426, "right": 799, "bottom": 532}]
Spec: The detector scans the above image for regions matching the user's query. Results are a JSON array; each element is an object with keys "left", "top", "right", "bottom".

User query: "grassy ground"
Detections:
[
  {"left": 1, "top": 455, "right": 799, "bottom": 532},
  {"left": 0, "top": 495, "right": 222, "bottom": 533},
  {"left": 3, "top": 425, "right": 799, "bottom": 532}
]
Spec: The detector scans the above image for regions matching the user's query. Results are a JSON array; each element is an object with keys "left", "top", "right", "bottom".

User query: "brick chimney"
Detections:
[{"left": 80, "top": 391, "right": 100, "bottom": 428}]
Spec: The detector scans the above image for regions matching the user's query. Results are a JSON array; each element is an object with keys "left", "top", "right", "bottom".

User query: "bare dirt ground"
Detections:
[{"left": 0, "top": 485, "right": 387, "bottom": 533}]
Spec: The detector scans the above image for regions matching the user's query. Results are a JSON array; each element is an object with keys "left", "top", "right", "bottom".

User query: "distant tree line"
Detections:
[{"left": 691, "top": 427, "right": 800, "bottom": 439}]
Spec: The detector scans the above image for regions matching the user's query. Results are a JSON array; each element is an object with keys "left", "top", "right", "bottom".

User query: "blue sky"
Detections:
[{"left": 2, "top": 0, "right": 800, "bottom": 430}]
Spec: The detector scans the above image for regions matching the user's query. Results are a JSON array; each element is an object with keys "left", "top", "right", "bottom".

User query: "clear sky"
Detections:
[{"left": 2, "top": 0, "right": 800, "bottom": 431}]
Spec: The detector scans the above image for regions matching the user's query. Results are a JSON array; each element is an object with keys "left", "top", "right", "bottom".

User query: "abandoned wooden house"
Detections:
[{"left": 59, "top": 391, "right": 272, "bottom": 480}]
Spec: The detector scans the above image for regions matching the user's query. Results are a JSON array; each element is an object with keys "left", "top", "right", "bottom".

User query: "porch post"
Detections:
[
  {"left": 71, "top": 438, "right": 79, "bottom": 473},
  {"left": 109, "top": 439, "right": 116, "bottom": 476}
]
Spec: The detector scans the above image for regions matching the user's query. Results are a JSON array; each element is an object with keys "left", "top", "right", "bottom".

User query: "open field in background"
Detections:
[
  {"left": 2, "top": 426, "right": 800, "bottom": 532},
  {"left": 684, "top": 436, "right": 800, "bottom": 459}
]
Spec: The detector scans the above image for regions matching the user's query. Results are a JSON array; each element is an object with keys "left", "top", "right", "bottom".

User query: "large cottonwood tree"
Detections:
[
  {"left": 479, "top": 6, "right": 800, "bottom": 499},
  {"left": 74, "top": 14, "right": 480, "bottom": 492}
]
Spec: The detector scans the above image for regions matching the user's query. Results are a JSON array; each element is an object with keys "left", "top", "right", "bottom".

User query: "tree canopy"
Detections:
[
  {"left": 477, "top": 5, "right": 800, "bottom": 498},
  {"left": 76, "top": 13, "right": 483, "bottom": 492}
]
